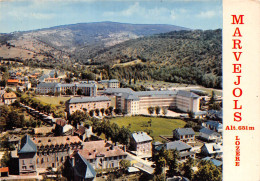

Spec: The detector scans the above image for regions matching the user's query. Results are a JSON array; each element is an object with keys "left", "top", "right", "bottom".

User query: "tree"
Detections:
[
  {"left": 181, "top": 157, "right": 195, "bottom": 179},
  {"left": 155, "top": 106, "right": 161, "bottom": 116},
  {"left": 193, "top": 161, "right": 222, "bottom": 181},
  {"left": 100, "top": 108, "right": 105, "bottom": 116},
  {"left": 89, "top": 110, "right": 94, "bottom": 117},
  {"left": 148, "top": 107, "right": 155, "bottom": 115},
  {"left": 188, "top": 110, "right": 195, "bottom": 119},
  {"left": 209, "top": 91, "right": 216, "bottom": 105},
  {"left": 108, "top": 106, "right": 114, "bottom": 115},
  {"left": 69, "top": 110, "right": 88, "bottom": 127},
  {"left": 66, "top": 89, "right": 73, "bottom": 95},
  {"left": 95, "top": 108, "right": 100, "bottom": 116},
  {"left": 162, "top": 107, "right": 168, "bottom": 116},
  {"left": 119, "top": 159, "right": 131, "bottom": 174},
  {"left": 77, "top": 89, "right": 83, "bottom": 95}
]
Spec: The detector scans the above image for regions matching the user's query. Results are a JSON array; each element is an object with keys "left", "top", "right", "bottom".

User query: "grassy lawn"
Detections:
[
  {"left": 110, "top": 116, "right": 186, "bottom": 142},
  {"left": 35, "top": 96, "right": 70, "bottom": 106}
]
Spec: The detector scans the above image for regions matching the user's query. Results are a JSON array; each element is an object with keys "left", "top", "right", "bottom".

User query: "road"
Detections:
[{"left": 126, "top": 152, "right": 154, "bottom": 174}]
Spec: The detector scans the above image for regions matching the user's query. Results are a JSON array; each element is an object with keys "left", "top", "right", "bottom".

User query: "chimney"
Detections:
[{"left": 71, "top": 157, "right": 75, "bottom": 167}]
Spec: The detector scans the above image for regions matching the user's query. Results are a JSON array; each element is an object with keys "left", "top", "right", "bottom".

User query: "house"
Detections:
[
  {"left": 65, "top": 151, "right": 96, "bottom": 181},
  {"left": 0, "top": 167, "right": 9, "bottom": 177},
  {"left": 17, "top": 135, "right": 37, "bottom": 175},
  {"left": 165, "top": 141, "right": 196, "bottom": 160},
  {"left": 202, "top": 121, "right": 223, "bottom": 133},
  {"left": 199, "top": 128, "right": 222, "bottom": 142},
  {"left": 11, "top": 135, "right": 83, "bottom": 175},
  {"left": 130, "top": 132, "right": 153, "bottom": 158},
  {"left": 7, "top": 79, "right": 19, "bottom": 86},
  {"left": 54, "top": 119, "right": 73, "bottom": 136},
  {"left": 32, "top": 136, "right": 82, "bottom": 169},
  {"left": 79, "top": 140, "right": 127, "bottom": 170},
  {"left": 2, "top": 92, "right": 17, "bottom": 105},
  {"left": 154, "top": 141, "right": 196, "bottom": 160},
  {"left": 201, "top": 143, "right": 223, "bottom": 157},
  {"left": 74, "top": 125, "right": 94, "bottom": 141},
  {"left": 173, "top": 128, "right": 195, "bottom": 143}
]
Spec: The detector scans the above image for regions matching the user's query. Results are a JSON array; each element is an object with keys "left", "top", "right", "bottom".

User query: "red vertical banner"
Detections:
[{"left": 223, "top": 0, "right": 260, "bottom": 180}]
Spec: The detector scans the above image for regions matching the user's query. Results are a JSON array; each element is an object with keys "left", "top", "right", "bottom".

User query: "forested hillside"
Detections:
[{"left": 92, "top": 29, "right": 222, "bottom": 88}]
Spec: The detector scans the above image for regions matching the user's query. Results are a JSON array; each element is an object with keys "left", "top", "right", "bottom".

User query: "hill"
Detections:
[
  {"left": 93, "top": 29, "right": 222, "bottom": 88},
  {"left": 0, "top": 22, "right": 188, "bottom": 63}
]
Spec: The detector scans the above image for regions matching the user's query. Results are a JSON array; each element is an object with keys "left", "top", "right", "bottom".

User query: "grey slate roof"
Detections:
[
  {"left": 174, "top": 128, "right": 195, "bottom": 136},
  {"left": 199, "top": 128, "right": 220, "bottom": 136},
  {"left": 100, "top": 79, "right": 119, "bottom": 83},
  {"left": 134, "top": 90, "right": 177, "bottom": 97},
  {"left": 165, "top": 141, "right": 192, "bottom": 151},
  {"left": 177, "top": 90, "right": 199, "bottom": 98},
  {"left": 76, "top": 83, "right": 96, "bottom": 88},
  {"left": 104, "top": 88, "right": 134, "bottom": 94},
  {"left": 202, "top": 157, "right": 223, "bottom": 167},
  {"left": 204, "top": 121, "right": 223, "bottom": 129},
  {"left": 73, "top": 152, "right": 96, "bottom": 179},
  {"left": 37, "top": 82, "right": 58, "bottom": 88},
  {"left": 125, "top": 93, "right": 140, "bottom": 101},
  {"left": 132, "top": 132, "right": 153, "bottom": 143},
  {"left": 68, "top": 96, "right": 110, "bottom": 104},
  {"left": 18, "top": 135, "right": 37, "bottom": 154}
]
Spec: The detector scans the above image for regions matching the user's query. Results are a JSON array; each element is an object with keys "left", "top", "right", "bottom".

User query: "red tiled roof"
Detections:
[
  {"left": 56, "top": 119, "right": 67, "bottom": 127},
  {"left": 0, "top": 167, "right": 9, "bottom": 172},
  {"left": 79, "top": 140, "right": 126, "bottom": 159},
  {"left": 7, "top": 79, "right": 19, "bottom": 83},
  {"left": 32, "top": 136, "right": 81, "bottom": 146},
  {"left": 3, "top": 92, "right": 17, "bottom": 99}
]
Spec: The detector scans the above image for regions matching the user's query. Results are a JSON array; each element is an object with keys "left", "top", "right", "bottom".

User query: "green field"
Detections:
[
  {"left": 35, "top": 96, "right": 71, "bottom": 106},
  {"left": 110, "top": 116, "right": 186, "bottom": 142}
]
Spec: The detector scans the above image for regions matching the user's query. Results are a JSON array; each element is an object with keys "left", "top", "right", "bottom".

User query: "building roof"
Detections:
[
  {"left": 56, "top": 119, "right": 67, "bottom": 127},
  {"left": 174, "top": 128, "right": 195, "bottom": 136},
  {"left": 104, "top": 88, "right": 134, "bottom": 94},
  {"left": 37, "top": 82, "right": 58, "bottom": 88},
  {"left": 0, "top": 167, "right": 9, "bottom": 172},
  {"left": 100, "top": 79, "right": 119, "bottom": 83},
  {"left": 134, "top": 90, "right": 177, "bottom": 97},
  {"left": 132, "top": 132, "right": 153, "bottom": 143},
  {"left": 204, "top": 121, "right": 223, "bottom": 129},
  {"left": 177, "top": 90, "right": 199, "bottom": 98},
  {"left": 76, "top": 83, "right": 96, "bottom": 88},
  {"left": 18, "top": 135, "right": 37, "bottom": 154},
  {"left": 68, "top": 96, "right": 110, "bottom": 104},
  {"left": 202, "top": 143, "right": 223, "bottom": 154},
  {"left": 72, "top": 152, "right": 96, "bottom": 179},
  {"left": 199, "top": 128, "right": 221, "bottom": 136},
  {"left": 165, "top": 141, "right": 192, "bottom": 151},
  {"left": 32, "top": 136, "right": 81, "bottom": 146},
  {"left": 80, "top": 140, "right": 126, "bottom": 159},
  {"left": 202, "top": 157, "right": 223, "bottom": 167},
  {"left": 3, "top": 92, "right": 17, "bottom": 99},
  {"left": 75, "top": 126, "right": 86, "bottom": 136},
  {"left": 7, "top": 79, "right": 19, "bottom": 83}
]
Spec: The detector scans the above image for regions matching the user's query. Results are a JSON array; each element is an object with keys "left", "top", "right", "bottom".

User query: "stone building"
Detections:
[
  {"left": 79, "top": 140, "right": 127, "bottom": 170},
  {"left": 130, "top": 132, "right": 153, "bottom": 158},
  {"left": 65, "top": 96, "right": 111, "bottom": 115},
  {"left": 2, "top": 92, "right": 17, "bottom": 105},
  {"left": 103, "top": 88, "right": 200, "bottom": 115},
  {"left": 173, "top": 128, "right": 195, "bottom": 143}
]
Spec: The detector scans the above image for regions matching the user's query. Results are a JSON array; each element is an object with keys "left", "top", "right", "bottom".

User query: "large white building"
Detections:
[
  {"left": 103, "top": 88, "right": 200, "bottom": 115},
  {"left": 36, "top": 82, "right": 97, "bottom": 96}
]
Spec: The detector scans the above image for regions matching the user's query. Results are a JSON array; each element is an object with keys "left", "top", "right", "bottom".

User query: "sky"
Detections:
[{"left": 0, "top": 0, "right": 222, "bottom": 33}]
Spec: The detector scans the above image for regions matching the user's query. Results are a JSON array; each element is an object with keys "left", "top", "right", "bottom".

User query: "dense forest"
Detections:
[{"left": 90, "top": 29, "right": 222, "bottom": 88}]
